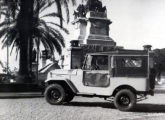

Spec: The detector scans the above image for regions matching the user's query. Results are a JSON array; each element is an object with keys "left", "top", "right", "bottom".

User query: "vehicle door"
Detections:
[{"left": 83, "top": 55, "right": 110, "bottom": 87}]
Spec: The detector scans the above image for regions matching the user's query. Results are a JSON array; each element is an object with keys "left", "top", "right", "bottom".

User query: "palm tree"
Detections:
[
  {"left": 0, "top": 0, "right": 76, "bottom": 82},
  {"left": 0, "top": 1, "right": 67, "bottom": 63}
]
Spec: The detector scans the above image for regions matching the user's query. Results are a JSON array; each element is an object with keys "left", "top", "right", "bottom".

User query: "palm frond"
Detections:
[
  {"left": 48, "top": 27, "right": 65, "bottom": 47},
  {"left": 2, "top": 0, "right": 19, "bottom": 18},
  {"left": 40, "top": 0, "right": 56, "bottom": 13},
  {"left": 38, "top": 19, "right": 50, "bottom": 31},
  {"left": 10, "top": 37, "right": 19, "bottom": 55},
  {"left": 0, "top": 11, "right": 7, "bottom": 16},
  {"left": 0, "top": 7, "right": 8, "bottom": 11},
  {"left": 34, "top": 26, "right": 63, "bottom": 54},
  {"left": 15, "top": 47, "right": 19, "bottom": 60},
  {"left": 45, "top": 33, "right": 62, "bottom": 54},
  {"left": 33, "top": 27, "right": 50, "bottom": 49},
  {"left": 63, "top": 0, "right": 70, "bottom": 23},
  {"left": 1, "top": 33, "right": 8, "bottom": 46},
  {"left": 10, "top": 41, "right": 15, "bottom": 55},
  {"left": 40, "top": 12, "right": 61, "bottom": 19},
  {"left": 55, "top": 0, "right": 63, "bottom": 27},
  {"left": 0, "top": 27, "right": 8, "bottom": 38},
  {"left": 15, "top": 40, "right": 20, "bottom": 60},
  {"left": 1, "top": 26, "right": 17, "bottom": 44},
  {"left": 49, "top": 36, "right": 62, "bottom": 54},
  {"left": 2, "top": 36, "right": 12, "bottom": 49},
  {"left": 71, "top": 0, "right": 76, "bottom": 6},
  {"left": 0, "top": 20, "right": 15, "bottom": 28},
  {"left": 46, "top": 22, "right": 69, "bottom": 34}
]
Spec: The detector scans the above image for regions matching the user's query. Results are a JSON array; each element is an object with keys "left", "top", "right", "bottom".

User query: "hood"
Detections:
[{"left": 50, "top": 69, "right": 78, "bottom": 75}]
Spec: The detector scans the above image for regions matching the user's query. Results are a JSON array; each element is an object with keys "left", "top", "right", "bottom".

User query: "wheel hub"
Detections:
[
  {"left": 120, "top": 95, "right": 130, "bottom": 106},
  {"left": 50, "top": 89, "right": 60, "bottom": 100}
]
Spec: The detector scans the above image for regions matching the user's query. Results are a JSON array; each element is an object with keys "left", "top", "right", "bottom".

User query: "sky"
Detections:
[
  {"left": 65, "top": 0, "right": 165, "bottom": 50},
  {"left": 1, "top": 0, "right": 165, "bottom": 69},
  {"left": 106, "top": 0, "right": 165, "bottom": 50}
]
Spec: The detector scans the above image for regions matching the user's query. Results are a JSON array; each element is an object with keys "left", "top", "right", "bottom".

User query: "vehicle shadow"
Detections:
[
  {"left": 65, "top": 101, "right": 115, "bottom": 109},
  {"left": 133, "top": 103, "right": 165, "bottom": 113},
  {"left": 67, "top": 102, "right": 165, "bottom": 113}
]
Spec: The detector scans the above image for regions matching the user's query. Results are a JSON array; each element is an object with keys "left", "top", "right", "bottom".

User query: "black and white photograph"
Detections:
[{"left": 1, "top": 0, "right": 165, "bottom": 119}]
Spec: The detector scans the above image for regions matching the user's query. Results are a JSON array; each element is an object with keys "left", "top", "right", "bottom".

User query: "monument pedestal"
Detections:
[
  {"left": 64, "top": 46, "right": 82, "bottom": 69},
  {"left": 73, "top": 11, "right": 116, "bottom": 47}
]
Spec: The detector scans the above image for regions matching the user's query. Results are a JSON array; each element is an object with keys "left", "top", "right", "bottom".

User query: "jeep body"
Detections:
[{"left": 44, "top": 50, "right": 155, "bottom": 111}]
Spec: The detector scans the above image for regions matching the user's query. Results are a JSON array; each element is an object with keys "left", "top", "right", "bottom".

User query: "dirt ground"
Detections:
[{"left": 0, "top": 93, "right": 165, "bottom": 120}]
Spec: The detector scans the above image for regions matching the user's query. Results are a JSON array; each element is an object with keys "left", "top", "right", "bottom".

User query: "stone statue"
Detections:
[
  {"left": 73, "top": 0, "right": 107, "bottom": 19},
  {"left": 85, "top": 0, "right": 106, "bottom": 12},
  {"left": 73, "top": 10, "right": 79, "bottom": 19},
  {"left": 73, "top": 4, "right": 86, "bottom": 19},
  {"left": 77, "top": 4, "right": 86, "bottom": 17}
]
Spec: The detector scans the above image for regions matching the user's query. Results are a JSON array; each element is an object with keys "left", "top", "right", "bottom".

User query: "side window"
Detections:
[
  {"left": 114, "top": 56, "right": 147, "bottom": 77},
  {"left": 92, "top": 55, "right": 108, "bottom": 70}
]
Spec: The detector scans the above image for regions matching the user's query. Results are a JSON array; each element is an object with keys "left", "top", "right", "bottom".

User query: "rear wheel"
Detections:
[
  {"left": 44, "top": 84, "right": 66, "bottom": 105},
  {"left": 114, "top": 89, "right": 136, "bottom": 111}
]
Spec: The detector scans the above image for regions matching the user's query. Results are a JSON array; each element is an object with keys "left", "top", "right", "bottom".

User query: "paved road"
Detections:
[{"left": 0, "top": 94, "right": 165, "bottom": 120}]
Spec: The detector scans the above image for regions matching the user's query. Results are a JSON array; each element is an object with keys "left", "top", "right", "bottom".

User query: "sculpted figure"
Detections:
[
  {"left": 77, "top": 4, "right": 86, "bottom": 17},
  {"left": 85, "top": 0, "right": 106, "bottom": 12},
  {"left": 73, "top": 4, "right": 86, "bottom": 19}
]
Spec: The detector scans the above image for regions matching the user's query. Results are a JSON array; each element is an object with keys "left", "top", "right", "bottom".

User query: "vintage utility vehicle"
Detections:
[{"left": 44, "top": 49, "right": 156, "bottom": 111}]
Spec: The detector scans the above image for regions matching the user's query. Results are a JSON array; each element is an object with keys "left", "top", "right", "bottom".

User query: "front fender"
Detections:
[{"left": 45, "top": 79, "right": 78, "bottom": 94}]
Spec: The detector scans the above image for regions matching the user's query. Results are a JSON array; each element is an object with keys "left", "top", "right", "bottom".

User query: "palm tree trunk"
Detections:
[{"left": 17, "top": 0, "right": 34, "bottom": 82}]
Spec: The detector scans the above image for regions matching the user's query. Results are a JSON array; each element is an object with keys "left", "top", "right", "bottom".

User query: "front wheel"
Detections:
[
  {"left": 44, "top": 84, "right": 66, "bottom": 105},
  {"left": 114, "top": 89, "right": 136, "bottom": 111},
  {"left": 65, "top": 93, "right": 74, "bottom": 103}
]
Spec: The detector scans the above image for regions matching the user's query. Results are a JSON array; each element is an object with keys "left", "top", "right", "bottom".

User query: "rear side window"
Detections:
[
  {"left": 122, "top": 58, "right": 142, "bottom": 68},
  {"left": 113, "top": 56, "right": 148, "bottom": 77}
]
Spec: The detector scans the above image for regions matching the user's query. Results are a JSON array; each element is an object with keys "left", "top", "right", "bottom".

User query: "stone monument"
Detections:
[
  {"left": 64, "top": 0, "right": 116, "bottom": 69},
  {"left": 72, "top": 0, "right": 116, "bottom": 48}
]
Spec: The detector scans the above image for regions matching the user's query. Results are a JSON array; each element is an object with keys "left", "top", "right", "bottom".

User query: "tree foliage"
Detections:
[
  {"left": 0, "top": 0, "right": 76, "bottom": 82},
  {"left": 0, "top": 0, "right": 71, "bottom": 56},
  {"left": 153, "top": 48, "right": 165, "bottom": 72}
]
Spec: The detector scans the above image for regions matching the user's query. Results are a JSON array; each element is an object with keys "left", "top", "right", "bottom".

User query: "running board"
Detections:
[{"left": 76, "top": 93, "right": 96, "bottom": 97}]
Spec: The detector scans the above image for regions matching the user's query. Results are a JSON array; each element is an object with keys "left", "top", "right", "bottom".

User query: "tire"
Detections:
[
  {"left": 44, "top": 84, "right": 66, "bottom": 105},
  {"left": 114, "top": 89, "right": 136, "bottom": 111},
  {"left": 65, "top": 93, "right": 74, "bottom": 103}
]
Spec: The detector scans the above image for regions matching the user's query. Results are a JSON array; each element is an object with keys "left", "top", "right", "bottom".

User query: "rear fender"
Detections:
[{"left": 112, "top": 85, "right": 136, "bottom": 96}]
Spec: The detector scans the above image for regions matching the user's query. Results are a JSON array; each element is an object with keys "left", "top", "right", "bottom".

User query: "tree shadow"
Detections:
[
  {"left": 0, "top": 94, "right": 43, "bottom": 99},
  {"left": 65, "top": 101, "right": 115, "bottom": 109}
]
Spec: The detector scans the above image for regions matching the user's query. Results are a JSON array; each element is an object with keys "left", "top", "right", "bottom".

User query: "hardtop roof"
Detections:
[{"left": 87, "top": 49, "right": 150, "bottom": 56}]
